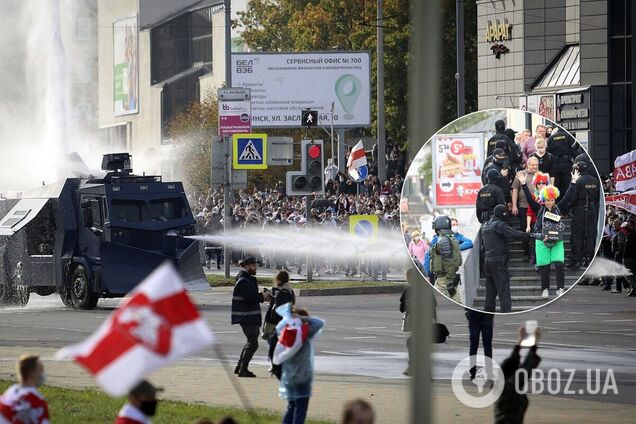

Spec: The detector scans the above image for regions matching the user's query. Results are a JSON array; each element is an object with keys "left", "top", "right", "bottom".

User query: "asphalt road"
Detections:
[{"left": 0, "top": 283, "right": 634, "bottom": 405}]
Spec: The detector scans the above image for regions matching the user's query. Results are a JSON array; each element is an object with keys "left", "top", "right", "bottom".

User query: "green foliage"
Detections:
[
  {"left": 0, "top": 380, "right": 330, "bottom": 424},
  {"left": 167, "top": 91, "right": 218, "bottom": 195}
]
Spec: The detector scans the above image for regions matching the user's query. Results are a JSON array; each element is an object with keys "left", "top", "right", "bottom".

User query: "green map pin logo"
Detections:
[{"left": 335, "top": 74, "right": 361, "bottom": 120}]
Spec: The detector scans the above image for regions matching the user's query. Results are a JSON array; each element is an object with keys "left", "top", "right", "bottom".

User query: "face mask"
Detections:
[
  {"left": 451, "top": 226, "right": 459, "bottom": 234},
  {"left": 140, "top": 400, "right": 158, "bottom": 417},
  {"left": 37, "top": 372, "right": 47, "bottom": 387}
]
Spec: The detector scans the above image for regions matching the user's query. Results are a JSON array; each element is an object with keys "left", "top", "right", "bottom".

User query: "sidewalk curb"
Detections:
[{"left": 298, "top": 284, "right": 407, "bottom": 296}]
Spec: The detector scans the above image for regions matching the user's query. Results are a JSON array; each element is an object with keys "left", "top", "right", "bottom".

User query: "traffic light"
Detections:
[{"left": 286, "top": 140, "right": 324, "bottom": 195}]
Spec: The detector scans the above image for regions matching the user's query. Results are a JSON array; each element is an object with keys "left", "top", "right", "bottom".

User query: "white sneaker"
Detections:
[
  {"left": 542, "top": 289, "right": 549, "bottom": 299},
  {"left": 556, "top": 288, "right": 565, "bottom": 297}
]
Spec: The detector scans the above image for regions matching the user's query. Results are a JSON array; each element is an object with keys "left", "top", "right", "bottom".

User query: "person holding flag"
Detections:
[
  {"left": 115, "top": 380, "right": 161, "bottom": 424},
  {"left": 273, "top": 304, "right": 324, "bottom": 424}
]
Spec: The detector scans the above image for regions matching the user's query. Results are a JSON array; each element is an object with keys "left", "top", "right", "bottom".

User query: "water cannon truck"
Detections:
[{"left": 0, "top": 153, "right": 207, "bottom": 309}]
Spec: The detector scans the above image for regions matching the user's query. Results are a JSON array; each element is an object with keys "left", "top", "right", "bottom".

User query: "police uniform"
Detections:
[
  {"left": 476, "top": 177, "right": 507, "bottom": 223},
  {"left": 481, "top": 206, "right": 538, "bottom": 312},
  {"left": 430, "top": 232, "right": 462, "bottom": 303},
  {"left": 546, "top": 130, "right": 578, "bottom": 196},
  {"left": 568, "top": 163, "right": 600, "bottom": 269}
]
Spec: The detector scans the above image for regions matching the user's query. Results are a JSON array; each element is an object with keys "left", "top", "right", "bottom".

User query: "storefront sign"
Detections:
[
  {"left": 485, "top": 19, "right": 513, "bottom": 42},
  {"left": 557, "top": 90, "right": 590, "bottom": 131}
]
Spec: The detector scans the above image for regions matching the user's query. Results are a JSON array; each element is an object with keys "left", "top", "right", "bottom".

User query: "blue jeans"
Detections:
[{"left": 282, "top": 397, "right": 310, "bottom": 424}]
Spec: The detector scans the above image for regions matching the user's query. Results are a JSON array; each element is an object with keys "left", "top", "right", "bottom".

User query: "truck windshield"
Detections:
[
  {"left": 149, "top": 198, "right": 188, "bottom": 222},
  {"left": 111, "top": 199, "right": 149, "bottom": 222}
]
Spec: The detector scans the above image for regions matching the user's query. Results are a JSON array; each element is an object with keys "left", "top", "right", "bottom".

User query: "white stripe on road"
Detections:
[
  {"left": 354, "top": 326, "right": 387, "bottom": 330},
  {"left": 320, "top": 351, "right": 358, "bottom": 356},
  {"left": 547, "top": 330, "right": 582, "bottom": 334},
  {"left": 567, "top": 312, "right": 585, "bottom": 315},
  {"left": 211, "top": 331, "right": 240, "bottom": 334},
  {"left": 593, "top": 313, "right": 612, "bottom": 315},
  {"left": 345, "top": 336, "right": 378, "bottom": 340},
  {"left": 551, "top": 320, "right": 584, "bottom": 324},
  {"left": 602, "top": 319, "right": 636, "bottom": 322}
]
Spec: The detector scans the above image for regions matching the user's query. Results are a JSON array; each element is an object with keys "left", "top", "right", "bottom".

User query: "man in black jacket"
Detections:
[
  {"left": 231, "top": 257, "right": 271, "bottom": 377},
  {"left": 494, "top": 326, "right": 542, "bottom": 424},
  {"left": 566, "top": 160, "right": 600, "bottom": 270},
  {"left": 481, "top": 205, "right": 542, "bottom": 312},
  {"left": 476, "top": 169, "right": 507, "bottom": 223}
]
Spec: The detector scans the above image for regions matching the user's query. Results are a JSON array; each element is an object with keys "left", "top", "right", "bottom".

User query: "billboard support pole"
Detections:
[
  {"left": 338, "top": 128, "right": 346, "bottom": 173},
  {"left": 223, "top": 0, "right": 232, "bottom": 279},
  {"left": 377, "top": 0, "right": 387, "bottom": 183}
]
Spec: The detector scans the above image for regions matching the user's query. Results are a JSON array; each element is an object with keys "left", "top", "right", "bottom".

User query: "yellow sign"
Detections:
[
  {"left": 232, "top": 134, "right": 268, "bottom": 170},
  {"left": 485, "top": 19, "right": 512, "bottom": 42},
  {"left": 349, "top": 215, "right": 379, "bottom": 240}
]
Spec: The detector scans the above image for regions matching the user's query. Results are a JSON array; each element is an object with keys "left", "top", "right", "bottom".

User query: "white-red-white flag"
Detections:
[
  {"left": 55, "top": 262, "right": 214, "bottom": 396},
  {"left": 614, "top": 149, "right": 636, "bottom": 192},
  {"left": 347, "top": 140, "right": 367, "bottom": 171}
]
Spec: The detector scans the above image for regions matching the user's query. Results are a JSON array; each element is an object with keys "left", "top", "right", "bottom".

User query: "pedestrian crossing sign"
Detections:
[
  {"left": 233, "top": 134, "right": 268, "bottom": 169},
  {"left": 349, "top": 215, "right": 379, "bottom": 240}
]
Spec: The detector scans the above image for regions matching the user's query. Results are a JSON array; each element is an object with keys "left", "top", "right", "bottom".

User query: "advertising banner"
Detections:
[
  {"left": 231, "top": 52, "right": 371, "bottom": 128},
  {"left": 113, "top": 16, "right": 138, "bottom": 116},
  {"left": 219, "top": 88, "right": 252, "bottom": 138},
  {"left": 432, "top": 134, "right": 484, "bottom": 208}
]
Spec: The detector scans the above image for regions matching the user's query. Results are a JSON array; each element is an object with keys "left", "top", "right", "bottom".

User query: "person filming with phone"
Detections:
[{"left": 494, "top": 322, "right": 542, "bottom": 424}]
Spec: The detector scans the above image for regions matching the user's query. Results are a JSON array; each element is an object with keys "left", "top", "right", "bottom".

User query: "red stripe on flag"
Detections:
[
  {"left": 350, "top": 149, "right": 365, "bottom": 161},
  {"left": 73, "top": 290, "right": 201, "bottom": 375}
]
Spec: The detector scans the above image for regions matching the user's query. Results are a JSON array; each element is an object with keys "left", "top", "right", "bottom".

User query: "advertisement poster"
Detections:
[
  {"left": 432, "top": 134, "right": 484, "bottom": 208},
  {"left": 231, "top": 52, "right": 371, "bottom": 128},
  {"left": 219, "top": 88, "right": 251, "bottom": 137},
  {"left": 113, "top": 16, "right": 138, "bottom": 116}
]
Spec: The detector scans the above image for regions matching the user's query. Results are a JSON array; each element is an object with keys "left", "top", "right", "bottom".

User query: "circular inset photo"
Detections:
[{"left": 401, "top": 108, "right": 604, "bottom": 314}]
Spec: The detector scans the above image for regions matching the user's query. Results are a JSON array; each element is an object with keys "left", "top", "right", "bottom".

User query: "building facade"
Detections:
[
  {"left": 97, "top": 0, "right": 227, "bottom": 177},
  {"left": 477, "top": 0, "right": 634, "bottom": 174}
]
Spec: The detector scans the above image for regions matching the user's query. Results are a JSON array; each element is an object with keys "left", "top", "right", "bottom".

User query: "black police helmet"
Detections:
[
  {"left": 574, "top": 160, "right": 587, "bottom": 173},
  {"left": 487, "top": 168, "right": 500, "bottom": 183},
  {"left": 495, "top": 120, "right": 506, "bottom": 132},
  {"left": 432, "top": 215, "right": 452, "bottom": 232},
  {"left": 505, "top": 128, "right": 517, "bottom": 141},
  {"left": 494, "top": 204, "right": 509, "bottom": 220}
]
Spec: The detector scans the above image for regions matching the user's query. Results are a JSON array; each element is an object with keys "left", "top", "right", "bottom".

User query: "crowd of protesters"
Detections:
[
  {"left": 584, "top": 176, "right": 636, "bottom": 297},
  {"left": 188, "top": 168, "right": 404, "bottom": 279}
]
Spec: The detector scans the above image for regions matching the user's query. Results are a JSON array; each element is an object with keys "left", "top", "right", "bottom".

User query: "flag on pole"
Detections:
[
  {"left": 613, "top": 149, "right": 636, "bottom": 192},
  {"left": 55, "top": 262, "right": 214, "bottom": 397},
  {"left": 347, "top": 140, "right": 367, "bottom": 171}
]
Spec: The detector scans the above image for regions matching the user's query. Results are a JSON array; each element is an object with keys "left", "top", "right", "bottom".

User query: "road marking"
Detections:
[
  {"left": 320, "top": 351, "right": 358, "bottom": 356},
  {"left": 567, "top": 312, "right": 585, "bottom": 315},
  {"left": 345, "top": 336, "right": 377, "bottom": 340},
  {"left": 551, "top": 320, "right": 583, "bottom": 324},
  {"left": 593, "top": 313, "right": 612, "bottom": 316},
  {"left": 211, "top": 331, "right": 239, "bottom": 334},
  {"left": 354, "top": 326, "right": 386, "bottom": 330},
  {"left": 547, "top": 330, "right": 582, "bottom": 334},
  {"left": 598, "top": 328, "right": 633, "bottom": 332},
  {"left": 602, "top": 319, "right": 635, "bottom": 323}
]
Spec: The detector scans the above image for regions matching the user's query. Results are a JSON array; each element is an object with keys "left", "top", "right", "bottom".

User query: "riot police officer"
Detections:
[
  {"left": 477, "top": 169, "right": 507, "bottom": 223},
  {"left": 566, "top": 160, "right": 600, "bottom": 270},
  {"left": 481, "top": 205, "right": 543, "bottom": 312},
  {"left": 486, "top": 120, "right": 513, "bottom": 157},
  {"left": 547, "top": 127, "right": 578, "bottom": 196},
  {"left": 429, "top": 215, "right": 462, "bottom": 302}
]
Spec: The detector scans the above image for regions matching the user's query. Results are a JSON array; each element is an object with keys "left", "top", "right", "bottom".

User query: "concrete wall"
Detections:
[
  {"left": 477, "top": 0, "right": 526, "bottom": 110},
  {"left": 98, "top": 1, "right": 226, "bottom": 176},
  {"left": 98, "top": 0, "right": 163, "bottom": 173},
  {"left": 579, "top": 0, "right": 608, "bottom": 86}
]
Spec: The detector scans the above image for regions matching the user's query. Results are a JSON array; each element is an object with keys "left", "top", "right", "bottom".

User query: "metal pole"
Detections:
[
  {"left": 377, "top": 0, "right": 387, "bottom": 183},
  {"left": 456, "top": 0, "right": 465, "bottom": 117},
  {"left": 305, "top": 195, "right": 312, "bottom": 283},
  {"left": 410, "top": 0, "right": 438, "bottom": 421},
  {"left": 330, "top": 102, "right": 335, "bottom": 164},
  {"left": 338, "top": 128, "right": 346, "bottom": 173},
  {"left": 223, "top": 0, "right": 232, "bottom": 279}
]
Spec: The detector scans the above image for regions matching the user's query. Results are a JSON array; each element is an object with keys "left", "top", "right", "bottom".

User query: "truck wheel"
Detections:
[{"left": 70, "top": 265, "right": 98, "bottom": 310}]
